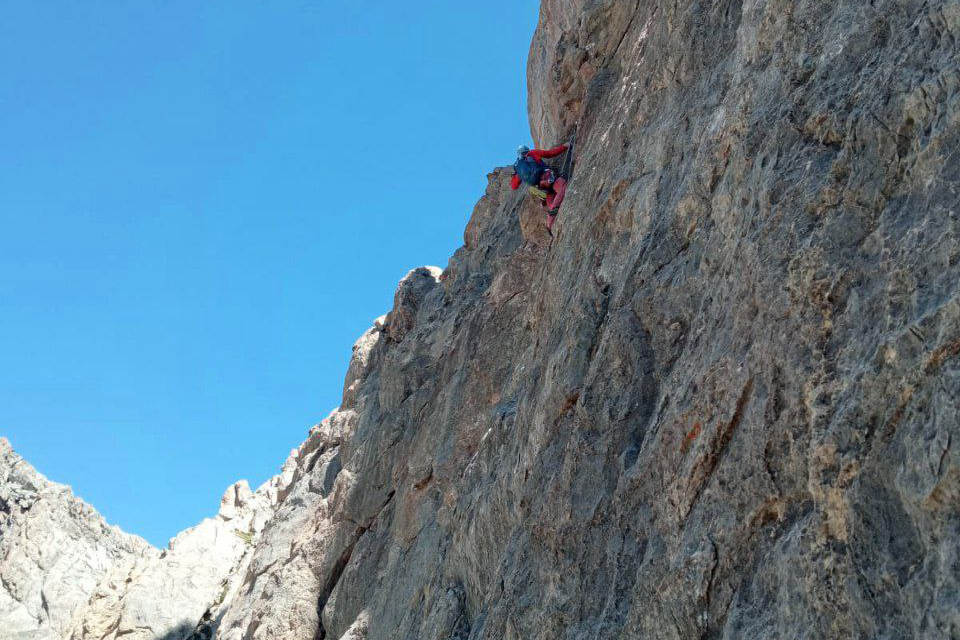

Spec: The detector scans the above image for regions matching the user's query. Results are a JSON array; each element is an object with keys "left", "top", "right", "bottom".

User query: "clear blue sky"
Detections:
[{"left": 1, "top": 2, "right": 539, "bottom": 546}]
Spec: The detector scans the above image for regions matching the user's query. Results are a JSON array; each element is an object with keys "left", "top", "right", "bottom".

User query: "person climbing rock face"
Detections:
[
  {"left": 511, "top": 142, "right": 569, "bottom": 200},
  {"left": 511, "top": 142, "right": 571, "bottom": 231}
]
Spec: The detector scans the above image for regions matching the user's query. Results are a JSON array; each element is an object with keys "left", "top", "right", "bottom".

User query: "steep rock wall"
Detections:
[
  {"left": 2, "top": 0, "right": 959, "bottom": 639},
  {"left": 217, "top": 0, "right": 960, "bottom": 638}
]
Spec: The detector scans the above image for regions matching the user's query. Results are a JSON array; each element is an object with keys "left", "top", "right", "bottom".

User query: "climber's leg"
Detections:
[{"left": 546, "top": 178, "right": 567, "bottom": 213}]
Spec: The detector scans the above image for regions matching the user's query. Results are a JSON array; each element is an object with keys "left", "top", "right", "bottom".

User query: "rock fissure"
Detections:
[{"left": 314, "top": 529, "right": 363, "bottom": 640}]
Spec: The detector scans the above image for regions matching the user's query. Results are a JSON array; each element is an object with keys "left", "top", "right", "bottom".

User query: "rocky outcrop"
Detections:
[
  {"left": 0, "top": 439, "right": 151, "bottom": 640},
  {"left": 0, "top": 439, "right": 286, "bottom": 640},
  {"left": 69, "top": 476, "right": 281, "bottom": 640},
  {"left": 3, "top": 0, "right": 960, "bottom": 638}
]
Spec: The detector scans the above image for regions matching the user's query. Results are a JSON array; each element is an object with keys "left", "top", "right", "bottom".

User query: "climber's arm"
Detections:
[{"left": 529, "top": 144, "right": 569, "bottom": 161}]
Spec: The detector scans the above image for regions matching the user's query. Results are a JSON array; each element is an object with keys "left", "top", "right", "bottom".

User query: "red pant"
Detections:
[{"left": 546, "top": 177, "right": 567, "bottom": 212}]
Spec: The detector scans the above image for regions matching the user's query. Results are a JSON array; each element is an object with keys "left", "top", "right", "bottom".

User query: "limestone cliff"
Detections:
[
  {"left": 2, "top": 0, "right": 959, "bottom": 638},
  {"left": 0, "top": 438, "right": 292, "bottom": 640}
]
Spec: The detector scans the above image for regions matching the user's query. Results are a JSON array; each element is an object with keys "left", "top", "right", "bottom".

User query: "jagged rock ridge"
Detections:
[
  {"left": 0, "top": 438, "right": 292, "bottom": 640},
  {"left": 3, "top": 0, "right": 960, "bottom": 638}
]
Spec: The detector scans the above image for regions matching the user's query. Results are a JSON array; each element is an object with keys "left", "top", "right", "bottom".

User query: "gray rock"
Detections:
[
  {"left": 0, "top": 438, "right": 152, "bottom": 640},
  {"left": 0, "top": 439, "right": 281, "bottom": 640},
  {"left": 3, "top": 0, "right": 959, "bottom": 638}
]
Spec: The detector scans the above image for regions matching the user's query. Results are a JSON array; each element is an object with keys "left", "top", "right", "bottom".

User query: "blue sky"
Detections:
[{"left": 0, "top": 1, "right": 539, "bottom": 546}]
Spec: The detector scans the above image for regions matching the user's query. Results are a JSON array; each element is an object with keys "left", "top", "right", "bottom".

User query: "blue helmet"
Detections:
[{"left": 517, "top": 145, "right": 530, "bottom": 157}]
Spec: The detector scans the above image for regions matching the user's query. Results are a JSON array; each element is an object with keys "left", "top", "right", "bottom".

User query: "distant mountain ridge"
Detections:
[{"left": 0, "top": 436, "right": 287, "bottom": 640}]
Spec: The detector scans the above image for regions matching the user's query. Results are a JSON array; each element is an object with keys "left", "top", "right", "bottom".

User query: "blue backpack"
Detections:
[{"left": 514, "top": 154, "right": 547, "bottom": 186}]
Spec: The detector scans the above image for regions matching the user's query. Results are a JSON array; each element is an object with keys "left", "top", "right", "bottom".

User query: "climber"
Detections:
[{"left": 511, "top": 142, "right": 572, "bottom": 232}]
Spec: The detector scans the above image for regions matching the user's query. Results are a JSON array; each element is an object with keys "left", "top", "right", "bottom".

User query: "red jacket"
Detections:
[{"left": 510, "top": 144, "right": 569, "bottom": 190}]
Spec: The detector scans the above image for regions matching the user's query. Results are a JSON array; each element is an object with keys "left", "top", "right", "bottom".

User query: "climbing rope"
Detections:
[{"left": 560, "top": 131, "right": 577, "bottom": 179}]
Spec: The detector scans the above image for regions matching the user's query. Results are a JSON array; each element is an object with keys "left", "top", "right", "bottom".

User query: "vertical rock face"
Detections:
[{"left": 3, "top": 0, "right": 960, "bottom": 638}]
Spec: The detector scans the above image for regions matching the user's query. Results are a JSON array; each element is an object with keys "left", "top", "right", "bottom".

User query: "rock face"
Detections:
[
  {"left": 0, "top": 439, "right": 285, "bottom": 640},
  {"left": 0, "top": 439, "right": 151, "bottom": 640},
  {"left": 3, "top": 0, "right": 960, "bottom": 638}
]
